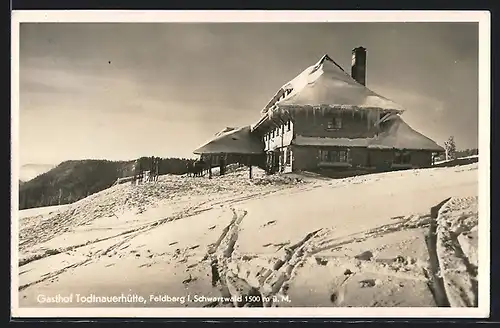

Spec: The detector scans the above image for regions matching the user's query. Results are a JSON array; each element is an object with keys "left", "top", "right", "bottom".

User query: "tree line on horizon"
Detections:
[
  {"left": 19, "top": 144, "right": 479, "bottom": 211},
  {"left": 440, "top": 136, "right": 478, "bottom": 162},
  {"left": 18, "top": 157, "right": 196, "bottom": 210}
]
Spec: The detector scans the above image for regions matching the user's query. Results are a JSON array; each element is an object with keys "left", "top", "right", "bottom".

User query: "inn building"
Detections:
[{"left": 194, "top": 47, "right": 444, "bottom": 177}]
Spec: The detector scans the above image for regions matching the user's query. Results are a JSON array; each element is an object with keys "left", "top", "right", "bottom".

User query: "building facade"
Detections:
[
  {"left": 195, "top": 47, "right": 445, "bottom": 177},
  {"left": 250, "top": 47, "right": 444, "bottom": 176}
]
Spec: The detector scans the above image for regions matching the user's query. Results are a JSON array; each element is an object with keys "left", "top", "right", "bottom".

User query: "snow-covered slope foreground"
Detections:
[
  {"left": 16, "top": 164, "right": 479, "bottom": 309},
  {"left": 19, "top": 205, "right": 71, "bottom": 220}
]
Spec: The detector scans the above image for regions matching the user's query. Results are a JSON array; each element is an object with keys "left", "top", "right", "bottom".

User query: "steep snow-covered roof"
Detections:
[
  {"left": 264, "top": 54, "right": 404, "bottom": 113},
  {"left": 292, "top": 115, "right": 444, "bottom": 152},
  {"left": 193, "top": 126, "right": 264, "bottom": 155},
  {"left": 368, "top": 115, "right": 444, "bottom": 151}
]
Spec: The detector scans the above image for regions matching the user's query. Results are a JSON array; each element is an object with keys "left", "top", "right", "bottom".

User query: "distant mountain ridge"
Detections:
[{"left": 19, "top": 157, "right": 194, "bottom": 210}]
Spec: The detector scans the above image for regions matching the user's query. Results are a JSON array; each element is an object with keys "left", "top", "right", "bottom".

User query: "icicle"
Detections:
[{"left": 377, "top": 109, "right": 381, "bottom": 129}]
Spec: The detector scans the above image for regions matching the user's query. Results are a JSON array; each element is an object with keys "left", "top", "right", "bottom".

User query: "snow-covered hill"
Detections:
[{"left": 16, "top": 164, "right": 479, "bottom": 311}]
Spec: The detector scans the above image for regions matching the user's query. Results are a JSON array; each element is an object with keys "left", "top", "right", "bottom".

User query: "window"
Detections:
[
  {"left": 327, "top": 116, "right": 342, "bottom": 130},
  {"left": 287, "top": 120, "right": 291, "bottom": 131},
  {"left": 393, "top": 151, "right": 411, "bottom": 164},
  {"left": 319, "top": 149, "right": 350, "bottom": 163},
  {"left": 286, "top": 147, "right": 292, "bottom": 165},
  {"left": 335, "top": 117, "right": 342, "bottom": 129},
  {"left": 272, "top": 129, "right": 275, "bottom": 138}
]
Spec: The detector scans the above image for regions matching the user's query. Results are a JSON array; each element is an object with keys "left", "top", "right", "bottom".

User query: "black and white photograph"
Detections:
[{"left": 11, "top": 11, "right": 490, "bottom": 318}]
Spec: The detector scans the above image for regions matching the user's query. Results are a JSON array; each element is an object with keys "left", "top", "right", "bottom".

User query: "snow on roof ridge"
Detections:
[
  {"left": 260, "top": 54, "right": 347, "bottom": 115},
  {"left": 274, "top": 54, "right": 405, "bottom": 112},
  {"left": 317, "top": 53, "right": 349, "bottom": 75},
  {"left": 256, "top": 52, "right": 406, "bottom": 132}
]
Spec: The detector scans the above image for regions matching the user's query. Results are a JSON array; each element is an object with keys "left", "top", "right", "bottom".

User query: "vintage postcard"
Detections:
[{"left": 11, "top": 10, "right": 490, "bottom": 318}]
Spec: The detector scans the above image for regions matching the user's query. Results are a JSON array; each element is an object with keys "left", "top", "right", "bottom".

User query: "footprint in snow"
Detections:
[
  {"left": 262, "top": 220, "right": 277, "bottom": 227},
  {"left": 330, "top": 287, "right": 346, "bottom": 305},
  {"left": 182, "top": 274, "right": 197, "bottom": 284},
  {"left": 354, "top": 250, "right": 373, "bottom": 261},
  {"left": 315, "top": 257, "right": 328, "bottom": 266},
  {"left": 359, "top": 279, "right": 379, "bottom": 288}
]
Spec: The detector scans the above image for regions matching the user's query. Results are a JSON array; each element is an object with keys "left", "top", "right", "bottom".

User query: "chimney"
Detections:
[{"left": 351, "top": 46, "right": 367, "bottom": 86}]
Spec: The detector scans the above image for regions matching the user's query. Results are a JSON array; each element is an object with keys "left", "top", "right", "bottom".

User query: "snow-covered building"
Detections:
[
  {"left": 193, "top": 126, "right": 265, "bottom": 168},
  {"left": 195, "top": 47, "right": 445, "bottom": 176},
  {"left": 251, "top": 47, "right": 444, "bottom": 175}
]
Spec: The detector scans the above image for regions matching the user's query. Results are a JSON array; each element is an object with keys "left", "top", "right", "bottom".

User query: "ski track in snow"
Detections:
[
  {"left": 18, "top": 168, "right": 310, "bottom": 295},
  {"left": 17, "top": 164, "right": 479, "bottom": 308}
]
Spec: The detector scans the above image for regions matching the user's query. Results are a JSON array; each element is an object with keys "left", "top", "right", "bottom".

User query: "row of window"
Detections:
[
  {"left": 393, "top": 151, "right": 412, "bottom": 165},
  {"left": 265, "top": 147, "right": 292, "bottom": 173},
  {"left": 327, "top": 117, "right": 343, "bottom": 130},
  {"left": 263, "top": 88, "right": 294, "bottom": 143},
  {"left": 286, "top": 147, "right": 292, "bottom": 165},
  {"left": 276, "top": 147, "right": 292, "bottom": 166},
  {"left": 264, "top": 120, "right": 292, "bottom": 141},
  {"left": 319, "top": 149, "right": 350, "bottom": 163},
  {"left": 319, "top": 149, "right": 412, "bottom": 164},
  {"left": 264, "top": 116, "right": 342, "bottom": 143}
]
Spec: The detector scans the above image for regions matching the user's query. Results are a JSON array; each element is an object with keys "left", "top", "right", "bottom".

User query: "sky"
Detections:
[{"left": 19, "top": 22, "right": 479, "bottom": 166}]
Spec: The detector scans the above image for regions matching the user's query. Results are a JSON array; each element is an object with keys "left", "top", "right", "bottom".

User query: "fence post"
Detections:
[
  {"left": 208, "top": 155, "right": 212, "bottom": 179},
  {"left": 248, "top": 155, "right": 253, "bottom": 179}
]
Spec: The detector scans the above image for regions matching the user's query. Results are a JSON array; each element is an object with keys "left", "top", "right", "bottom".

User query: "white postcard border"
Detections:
[{"left": 10, "top": 10, "right": 491, "bottom": 319}]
